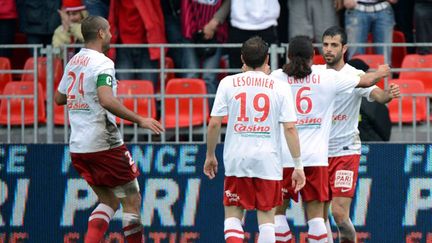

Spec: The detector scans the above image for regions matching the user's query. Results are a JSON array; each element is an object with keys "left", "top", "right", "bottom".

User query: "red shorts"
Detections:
[
  {"left": 71, "top": 144, "right": 140, "bottom": 188},
  {"left": 328, "top": 155, "right": 360, "bottom": 198},
  {"left": 223, "top": 176, "right": 282, "bottom": 211},
  {"left": 281, "top": 166, "right": 329, "bottom": 202}
]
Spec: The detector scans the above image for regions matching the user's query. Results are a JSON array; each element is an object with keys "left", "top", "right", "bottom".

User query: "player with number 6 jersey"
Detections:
[
  {"left": 204, "top": 36, "right": 305, "bottom": 243},
  {"left": 270, "top": 36, "right": 390, "bottom": 243},
  {"left": 54, "top": 16, "right": 164, "bottom": 243}
]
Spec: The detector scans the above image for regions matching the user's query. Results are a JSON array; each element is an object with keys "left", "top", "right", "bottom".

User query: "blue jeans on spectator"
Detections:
[
  {"left": 345, "top": 6, "right": 395, "bottom": 62},
  {"left": 164, "top": 15, "right": 196, "bottom": 79},
  {"left": 115, "top": 47, "right": 159, "bottom": 86},
  {"left": 84, "top": 0, "right": 109, "bottom": 18}
]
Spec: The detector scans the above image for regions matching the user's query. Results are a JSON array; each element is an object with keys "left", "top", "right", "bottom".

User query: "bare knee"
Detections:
[
  {"left": 331, "top": 199, "right": 350, "bottom": 224},
  {"left": 121, "top": 193, "right": 142, "bottom": 214}
]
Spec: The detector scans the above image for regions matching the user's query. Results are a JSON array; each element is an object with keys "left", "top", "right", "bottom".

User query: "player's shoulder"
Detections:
[
  {"left": 341, "top": 63, "right": 365, "bottom": 76},
  {"left": 312, "top": 64, "right": 327, "bottom": 70},
  {"left": 270, "top": 68, "right": 287, "bottom": 83}
]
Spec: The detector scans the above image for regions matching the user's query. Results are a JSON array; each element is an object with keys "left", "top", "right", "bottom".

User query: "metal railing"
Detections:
[{"left": 1, "top": 42, "right": 432, "bottom": 143}]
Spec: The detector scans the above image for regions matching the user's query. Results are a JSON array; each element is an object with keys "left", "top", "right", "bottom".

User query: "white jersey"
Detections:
[
  {"left": 58, "top": 48, "right": 123, "bottom": 153},
  {"left": 324, "top": 64, "right": 376, "bottom": 156},
  {"left": 211, "top": 71, "right": 297, "bottom": 180},
  {"left": 271, "top": 66, "right": 360, "bottom": 167}
]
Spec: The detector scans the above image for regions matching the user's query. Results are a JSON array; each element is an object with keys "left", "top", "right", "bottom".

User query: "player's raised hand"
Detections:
[
  {"left": 388, "top": 83, "right": 400, "bottom": 99},
  {"left": 203, "top": 155, "right": 218, "bottom": 179},
  {"left": 292, "top": 168, "right": 306, "bottom": 193},
  {"left": 137, "top": 118, "right": 164, "bottom": 134}
]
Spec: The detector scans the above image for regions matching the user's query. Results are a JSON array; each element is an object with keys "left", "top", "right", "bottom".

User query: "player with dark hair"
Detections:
[
  {"left": 271, "top": 35, "right": 390, "bottom": 243},
  {"left": 55, "top": 16, "right": 164, "bottom": 243},
  {"left": 319, "top": 26, "right": 399, "bottom": 243}
]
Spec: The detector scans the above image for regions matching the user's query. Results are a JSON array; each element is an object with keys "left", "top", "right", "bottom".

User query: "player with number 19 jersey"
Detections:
[
  {"left": 211, "top": 71, "right": 297, "bottom": 180},
  {"left": 271, "top": 66, "right": 360, "bottom": 167},
  {"left": 57, "top": 48, "right": 123, "bottom": 153}
]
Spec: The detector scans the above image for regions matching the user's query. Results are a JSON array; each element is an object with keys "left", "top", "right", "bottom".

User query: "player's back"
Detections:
[
  {"left": 271, "top": 66, "right": 359, "bottom": 167},
  {"left": 212, "top": 71, "right": 296, "bottom": 180},
  {"left": 58, "top": 48, "right": 122, "bottom": 153}
]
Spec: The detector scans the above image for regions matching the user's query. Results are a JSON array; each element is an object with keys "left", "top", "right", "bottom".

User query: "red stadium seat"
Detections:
[
  {"left": 21, "top": 57, "right": 63, "bottom": 98},
  {"left": 162, "top": 78, "right": 208, "bottom": 128},
  {"left": 116, "top": 80, "right": 157, "bottom": 125},
  {"left": 313, "top": 54, "right": 326, "bottom": 65},
  {"left": 0, "top": 57, "right": 12, "bottom": 94},
  {"left": 0, "top": 81, "right": 46, "bottom": 125},
  {"left": 399, "top": 54, "right": 432, "bottom": 93},
  {"left": 352, "top": 54, "right": 384, "bottom": 69},
  {"left": 388, "top": 79, "right": 426, "bottom": 123},
  {"left": 365, "top": 31, "right": 407, "bottom": 68},
  {"left": 392, "top": 31, "right": 407, "bottom": 68},
  {"left": 54, "top": 104, "right": 68, "bottom": 125}
]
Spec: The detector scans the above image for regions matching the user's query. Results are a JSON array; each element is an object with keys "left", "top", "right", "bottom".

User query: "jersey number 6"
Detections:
[{"left": 295, "top": 87, "right": 312, "bottom": 114}]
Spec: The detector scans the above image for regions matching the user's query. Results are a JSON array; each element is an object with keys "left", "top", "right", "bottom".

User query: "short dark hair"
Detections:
[
  {"left": 322, "top": 26, "right": 347, "bottom": 46},
  {"left": 241, "top": 36, "right": 269, "bottom": 68},
  {"left": 81, "top": 16, "right": 108, "bottom": 43},
  {"left": 283, "top": 36, "right": 313, "bottom": 79}
]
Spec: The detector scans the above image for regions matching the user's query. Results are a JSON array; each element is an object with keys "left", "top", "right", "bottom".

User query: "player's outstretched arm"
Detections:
[
  {"left": 357, "top": 64, "right": 391, "bottom": 88},
  {"left": 204, "top": 116, "right": 222, "bottom": 179},
  {"left": 369, "top": 83, "right": 401, "bottom": 104},
  {"left": 97, "top": 86, "right": 164, "bottom": 134}
]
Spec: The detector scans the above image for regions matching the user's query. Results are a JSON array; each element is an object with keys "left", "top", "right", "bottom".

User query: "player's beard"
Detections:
[
  {"left": 325, "top": 52, "right": 343, "bottom": 66},
  {"left": 102, "top": 41, "right": 110, "bottom": 54}
]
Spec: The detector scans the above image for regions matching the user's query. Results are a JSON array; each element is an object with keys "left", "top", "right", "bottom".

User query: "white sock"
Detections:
[
  {"left": 224, "top": 217, "right": 244, "bottom": 241},
  {"left": 258, "top": 223, "right": 276, "bottom": 243},
  {"left": 307, "top": 218, "right": 328, "bottom": 242},
  {"left": 275, "top": 215, "right": 292, "bottom": 242},
  {"left": 326, "top": 219, "right": 334, "bottom": 243}
]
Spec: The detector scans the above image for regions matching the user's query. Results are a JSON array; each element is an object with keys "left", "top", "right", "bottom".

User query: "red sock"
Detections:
[
  {"left": 85, "top": 204, "right": 115, "bottom": 243},
  {"left": 123, "top": 213, "right": 143, "bottom": 243}
]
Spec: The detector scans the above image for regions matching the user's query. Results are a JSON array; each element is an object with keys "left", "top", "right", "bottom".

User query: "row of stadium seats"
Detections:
[
  {"left": 314, "top": 53, "right": 432, "bottom": 92},
  {"left": 0, "top": 78, "right": 210, "bottom": 128},
  {"left": 0, "top": 56, "right": 177, "bottom": 96},
  {"left": 0, "top": 77, "right": 429, "bottom": 126}
]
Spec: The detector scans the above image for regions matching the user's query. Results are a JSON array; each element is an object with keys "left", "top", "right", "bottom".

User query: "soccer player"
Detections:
[
  {"left": 54, "top": 16, "right": 164, "bottom": 243},
  {"left": 203, "top": 36, "right": 306, "bottom": 243},
  {"left": 320, "top": 26, "right": 400, "bottom": 243},
  {"left": 271, "top": 35, "right": 390, "bottom": 243}
]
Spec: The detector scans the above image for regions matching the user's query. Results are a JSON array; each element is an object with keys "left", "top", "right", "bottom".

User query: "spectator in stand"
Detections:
[
  {"left": 162, "top": 0, "right": 193, "bottom": 80},
  {"left": 84, "top": 0, "right": 110, "bottom": 18},
  {"left": 414, "top": 0, "right": 432, "bottom": 54},
  {"left": 180, "top": 0, "right": 229, "bottom": 102},
  {"left": 344, "top": 0, "right": 397, "bottom": 62},
  {"left": 17, "top": 0, "right": 61, "bottom": 47},
  {"left": 108, "top": 0, "right": 166, "bottom": 85},
  {"left": 0, "top": 0, "right": 17, "bottom": 58},
  {"left": 288, "top": 0, "right": 342, "bottom": 43},
  {"left": 52, "top": 0, "right": 89, "bottom": 60},
  {"left": 227, "top": 0, "right": 280, "bottom": 69}
]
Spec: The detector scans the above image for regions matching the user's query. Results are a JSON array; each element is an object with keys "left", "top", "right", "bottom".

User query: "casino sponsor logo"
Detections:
[
  {"left": 296, "top": 117, "right": 322, "bottom": 128},
  {"left": 233, "top": 123, "right": 271, "bottom": 134},
  {"left": 67, "top": 100, "right": 90, "bottom": 111}
]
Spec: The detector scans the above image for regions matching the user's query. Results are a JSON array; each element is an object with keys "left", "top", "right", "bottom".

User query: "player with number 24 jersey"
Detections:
[{"left": 57, "top": 48, "right": 122, "bottom": 153}]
